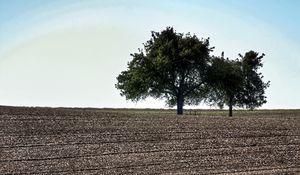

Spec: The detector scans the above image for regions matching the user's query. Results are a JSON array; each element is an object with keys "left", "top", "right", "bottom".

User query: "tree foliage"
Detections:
[
  {"left": 238, "top": 51, "right": 270, "bottom": 110},
  {"left": 206, "top": 51, "right": 270, "bottom": 116},
  {"left": 116, "top": 27, "right": 213, "bottom": 114},
  {"left": 206, "top": 53, "right": 243, "bottom": 116},
  {"left": 116, "top": 27, "right": 270, "bottom": 116}
]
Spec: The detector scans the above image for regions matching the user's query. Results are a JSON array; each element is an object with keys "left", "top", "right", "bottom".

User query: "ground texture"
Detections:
[{"left": 0, "top": 106, "right": 299, "bottom": 174}]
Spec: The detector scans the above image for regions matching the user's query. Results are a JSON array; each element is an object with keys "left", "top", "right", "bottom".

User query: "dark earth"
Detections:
[{"left": 0, "top": 106, "right": 299, "bottom": 174}]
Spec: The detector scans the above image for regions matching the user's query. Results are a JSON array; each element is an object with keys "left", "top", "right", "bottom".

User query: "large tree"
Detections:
[
  {"left": 206, "top": 51, "right": 270, "bottom": 116},
  {"left": 116, "top": 27, "right": 213, "bottom": 114}
]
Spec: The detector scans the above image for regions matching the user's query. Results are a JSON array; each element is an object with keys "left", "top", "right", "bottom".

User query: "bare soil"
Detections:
[{"left": 0, "top": 106, "right": 299, "bottom": 174}]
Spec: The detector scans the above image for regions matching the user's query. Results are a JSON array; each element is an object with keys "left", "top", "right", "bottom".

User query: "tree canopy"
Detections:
[
  {"left": 206, "top": 53, "right": 243, "bottom": 116},
  {"left": 206, "top": 51, "right": 270, "bottom": 116},
  {"left": 116, "top": 27, "right": 213, "bottom": 114},
  {"left": 116, "top": 27, "right": 270, "bottom": 116}
]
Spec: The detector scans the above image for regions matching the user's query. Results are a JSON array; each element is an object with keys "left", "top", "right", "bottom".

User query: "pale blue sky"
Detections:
[{"left": 0, "top": 0, "right": 299, "bottom": 109}]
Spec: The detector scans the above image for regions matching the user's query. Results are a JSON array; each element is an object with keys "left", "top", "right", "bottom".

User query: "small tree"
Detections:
[
  {"left": 207, "top": 51, "right": 270, "bottom": 116},
  {"left": 237, "top": 51, "right": 270, "bottom": 110},
  {"left": 206, "top": 53, "right": 244, "bottom": 116},
  {"left": 116, "top": 27, "right": 213, "bottom": 115}
]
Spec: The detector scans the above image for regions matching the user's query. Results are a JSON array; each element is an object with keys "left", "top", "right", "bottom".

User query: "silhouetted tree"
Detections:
[
  {"left": 206, "top": 53, "right": 243, "bottom": 116},
  {"left": 237, "top": 51, "right": 270, "bottom": 110},
  {"left": 116, "top": 27, "right": 213, "bottom": 115},
  {"left": 207, "top": 51, "right": 270, "bottom": 116}
]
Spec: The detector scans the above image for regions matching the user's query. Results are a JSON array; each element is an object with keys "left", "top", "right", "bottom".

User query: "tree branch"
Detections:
[{"left": 183, "top": 82, "right": 204, "bottom": 96}]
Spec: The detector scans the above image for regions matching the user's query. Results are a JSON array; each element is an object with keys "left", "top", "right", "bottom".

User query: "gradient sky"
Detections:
[{"left": 0, "top": 0, "right": 299, "bottom": 109}]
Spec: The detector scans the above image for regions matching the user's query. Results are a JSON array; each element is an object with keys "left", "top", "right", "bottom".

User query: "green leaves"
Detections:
[
  {"left": 207, "top": 51, "right": 270, "bottom": 115},
  {"left": 115, "top": 27, "right": 270, "bottom": 115},
  {"left": 238, "top": 51, "right": 270, "bottom": 109},
  {"left": 116, "top": 27, "right": 212, "bottom": 114}
]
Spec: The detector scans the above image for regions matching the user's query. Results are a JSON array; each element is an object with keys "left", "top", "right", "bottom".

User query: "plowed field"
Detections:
[{"left": 0, "top": 106, "right": 299, "bottom": 174}]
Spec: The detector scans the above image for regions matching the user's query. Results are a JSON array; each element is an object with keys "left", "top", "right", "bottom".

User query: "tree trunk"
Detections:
[
  {"left": 229, "top": 97, "right": 233, "bottom": 117},
  {"left": 177, "top": 94, "right": 184, "bottom": 115}
]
